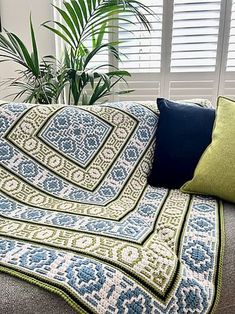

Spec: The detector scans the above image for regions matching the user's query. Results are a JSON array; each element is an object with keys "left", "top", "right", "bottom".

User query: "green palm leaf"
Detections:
[
  {"left": 45, "top": 0, "right": 153, "bottom": 50},
  {"left": 30, "top": 14, "right": 40, "bottom": 76}
]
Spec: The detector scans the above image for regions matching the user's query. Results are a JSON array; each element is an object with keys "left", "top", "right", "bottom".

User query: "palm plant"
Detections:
[
  {"left": 0, "top": 0, "right": 154, "bottom": 105},
  {"left": 0, "top": 16, "right": 63, "bottom": 103}
]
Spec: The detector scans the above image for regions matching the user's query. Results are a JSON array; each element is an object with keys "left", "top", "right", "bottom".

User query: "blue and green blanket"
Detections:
[{"left": 0, "top": 101, "right": 223, "bottom": 313}]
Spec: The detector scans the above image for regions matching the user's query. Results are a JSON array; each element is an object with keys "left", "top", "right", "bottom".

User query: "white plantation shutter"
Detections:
[
  {"left": 220, "top": 0, "right": 235, "bottom": 100},
  {"left": 118, "top": 0, "right": 224, "bottom": 103},
  {"left": 119, "top": 2, "right": 163, "bottom": 73},
  {"left": 117, "top": 0, "right": 163, "bottom": 101},
  {"left": 168, "top": 0, "right": 223, "bottom": 104},
  {"left": 171, "top": 0, "right": 222, "bottom": 72},
  {"left": 227, "top": 0, "right": 235, "bottom": 71},
  {"left": 53, "top": 0, "right": 235, "bottom": 104}
]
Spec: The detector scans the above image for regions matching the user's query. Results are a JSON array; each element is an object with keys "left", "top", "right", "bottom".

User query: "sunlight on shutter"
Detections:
[
  {"left": 171, "top": 0, "right": 222, "bottom": 72},
  {"left": 118, "top": 0, "right": 163, "bottom": 73},
  {"left": 227, "top": 0, "right": 235, "bottom": 71}
]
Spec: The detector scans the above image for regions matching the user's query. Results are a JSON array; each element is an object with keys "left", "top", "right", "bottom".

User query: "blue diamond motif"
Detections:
[
  {"left": 124, "top": 147, "right": 139, "bottom": 162},
  {"left": 0, "top": 143, "right": 14, "bottom": 161},
  {"left": 182, "top": 241, "right": 213, "bottom": 273},
  {"left": 19, "top": 161, "right": 39, "bottom": 178},
  {"left": 41, "top": 108, "right": 111, "bottom": 167},
  {"left": 43, "top": 178, "right": 63, "bottom": 193}
]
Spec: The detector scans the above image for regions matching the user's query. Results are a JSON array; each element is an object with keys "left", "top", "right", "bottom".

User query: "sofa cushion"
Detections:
[
  {"left": 182, "top": 96, "right": 235, "bottom": 203},
  {"left": 148, "top": 98, "right": 215, "bottom": 189}
]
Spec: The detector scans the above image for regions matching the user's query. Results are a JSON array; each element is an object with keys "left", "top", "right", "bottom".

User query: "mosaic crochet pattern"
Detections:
[{"left": 0, "top": 101, "right": 223, "bottom": 313}]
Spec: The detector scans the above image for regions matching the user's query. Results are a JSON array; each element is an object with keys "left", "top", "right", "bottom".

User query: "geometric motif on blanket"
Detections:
[{"left": 0, "top": 101, "right": 224, "bottom": 313}]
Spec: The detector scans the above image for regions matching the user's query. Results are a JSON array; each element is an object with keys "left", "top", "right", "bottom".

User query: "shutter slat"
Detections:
[
  {"left": 174, "top": 11, "right": 220, "bottom": 20},
  {"left": 172, "top": 51, "right": 217, "bottom": 59},
  {"left": 174, "top": 19, "right": 219, "bottom": 28},
  {"left": 173, "top": 27, "right": 219, "bottom": 36},
  {"left": 172, "top": 42, "right": 218, "bottom": 51},
  {"left": 175, "top": 0, "right": 221, "bottom": 3}
]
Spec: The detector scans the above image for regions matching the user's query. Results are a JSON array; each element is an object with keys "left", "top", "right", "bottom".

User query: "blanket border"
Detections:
[
  {"left": 0, "top": 199, "right": 225, "bottom": 314},
  {"left": 211, "top": 200, "right": 225, "bottom": 314}
]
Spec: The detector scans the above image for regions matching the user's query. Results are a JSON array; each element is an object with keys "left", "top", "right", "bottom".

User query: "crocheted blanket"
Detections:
[{"left": 0, "top": 101, "right": 223, "bottom": 313}]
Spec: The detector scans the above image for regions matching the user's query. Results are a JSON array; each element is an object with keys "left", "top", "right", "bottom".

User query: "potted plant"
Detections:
[{"left": 0, "top": 0, "right": 153, "bottom": 105}]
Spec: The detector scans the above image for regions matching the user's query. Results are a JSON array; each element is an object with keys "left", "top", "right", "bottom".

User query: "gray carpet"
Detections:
[{"left": 0, "top": 202, "right": 234, "bottom": 314}]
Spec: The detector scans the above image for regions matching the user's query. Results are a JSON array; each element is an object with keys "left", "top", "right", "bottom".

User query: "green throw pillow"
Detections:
[{"left": 181, "top": 96, "right": 235, "bottom": 203}]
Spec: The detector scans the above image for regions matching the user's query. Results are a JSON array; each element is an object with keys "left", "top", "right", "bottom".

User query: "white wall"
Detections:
[{"left": 0, "top": 0, "right": 55, "bottom": 100}]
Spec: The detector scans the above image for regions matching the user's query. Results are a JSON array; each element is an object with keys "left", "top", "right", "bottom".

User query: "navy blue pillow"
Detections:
[{"left": 148, "top": 98, "right": 215, "bottom": 189}]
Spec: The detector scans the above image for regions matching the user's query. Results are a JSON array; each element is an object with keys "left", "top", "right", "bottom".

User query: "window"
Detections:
[
  {"left": 171, "top": 0, "right": 221, "bottom": 72},
  {"left": 117, "top": 0, "right": 235, "bottom": 103},
  {"left": 119, "top": 0, "right": 163, "bottom": 73},
  {"left": 53, "top": 0, "right": 235, "bottom": 103},
  {"left": 221, "top": 0, "right": 235, "bottom": 99},
  {"left": 227, "top": 0, "right": 235, "bottom": 71}
]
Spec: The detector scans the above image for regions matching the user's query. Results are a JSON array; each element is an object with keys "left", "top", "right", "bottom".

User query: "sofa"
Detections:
[{"left": 0, "top": 100, "right": 234, "bottom": 314}]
